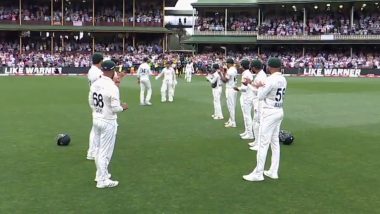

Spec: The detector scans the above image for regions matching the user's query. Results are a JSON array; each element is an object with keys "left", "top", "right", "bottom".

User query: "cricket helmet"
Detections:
[{"left": 57, "top": 134, "right": 71, "bottom": 146}]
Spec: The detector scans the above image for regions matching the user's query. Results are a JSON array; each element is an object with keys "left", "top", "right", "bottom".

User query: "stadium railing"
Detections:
[
  {"left": 135, "top": 22, "right": 162, "bottom": 27},
  {"left": 23, "top": 20, "right": 50, "bottom": 25},
  {"left": 257, "top": 35, "right": 321, "bottom": 40},
  {"left": 257, "top": 34, "right": 380, "bottom": 40},
  {"left": 193, "top": 30, "right": 257, "bottom": 36},
  {"left": 0, "top": 20, "right": 18, "bottom": 24},
  {"left": 95, "top": 21, "right": 123, "bottom": 26},
  {"left": 335, "top": 35, "right": 380, "bottom": 40}
]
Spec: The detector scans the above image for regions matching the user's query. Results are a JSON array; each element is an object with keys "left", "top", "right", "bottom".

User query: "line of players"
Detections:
[
  {"left": 87, "top": 52, "right": 287, "bottom": 188},
  {"left": 86, "top": 53, "right": 195, "bottom": 188},
  {"left": 206, "top": 57, "right": 287, "bottom": 182},
  {"left": 137, "top": 58, "right": 194, "bottom": 105}
]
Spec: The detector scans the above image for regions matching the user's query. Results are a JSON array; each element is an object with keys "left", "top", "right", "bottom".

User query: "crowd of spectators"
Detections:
[
  {"left": 187, "top": 50, "right": 380, "bottom": 70},
  {"left": 196, "top": 14, "right": 258, "bottom": 32},
  {"left": 306, "top": 13, "right": 350, "bottom": 35},
  {"left": 260, "top": 13, "right": 380, "bottom": 35},
  {"left": 196, "top": 15, "right": 225, "bottom": 31},
  {"left": 23, "top": 5, "right": 50, "bottom": 22},
  {"left": 355, "top": 13, "right": 380, "bottom": 35},
  {"left": 260, "top": 16, "right": 304, "bottom": 35},
  {"left": 196, "top": 12, "right": 380, "bottom": 36},
  {"left": 0, "top": 40, "right": 164, "bottom": 67},
  {"left": 0, "top": 52, "right": 90, "bottom": 67},
  {"left": 0, "top": 4, "right": 161, "bottom": 25},
  {"left": 95, "top": 7, "right": 122, "bottom": 23},
  {"left": 134, "top": 3, "right": 162, "bottom": 24},
  {"left": 228, "top": 15, "right": 258, "bottom": 31},
  {"left": 64, "top": 8, "right": 92, "bottom": 23},
  {"left": 0, "top": 4, "right": 379, "bottom": 32},
  {"left": 1, "top": 46, "right": 379, "bottom": 69},
  {"left": 274, "top": 51, "right": 380, "bottom": 69},
  {"left": 0, "top": 6, "right": 18, "bottom": 21}
]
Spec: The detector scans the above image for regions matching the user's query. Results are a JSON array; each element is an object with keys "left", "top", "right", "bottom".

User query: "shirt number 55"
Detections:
[{"left": 275, "top": 88, "right": 286, "bottom": 102}]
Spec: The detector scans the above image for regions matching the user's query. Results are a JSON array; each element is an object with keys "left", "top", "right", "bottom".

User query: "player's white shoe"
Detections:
[
  {"left": 145, "top": 101, "right": 152, "bottom": 106},
  {"left": 264, "top": 171, "right": 279, "bottom": 179},
  {"left": 249, "top": 145, "right": 258, "bottom": 151},
  {"left": 213, "top": 116, "right": 224, "bottom": 120},
  {"left": 248, "top": 141, "right": 256, "bottom": 147},
  {"left": 241, "top": 135, "right": 254, "bottom": 140},
  {"left": 224, "top": 120, "right": 231, "bottom": 125},
  {"left": 86, "top": 156, "right": 95, "bottom": 160},
  {"left": 243, "top": 172, "right": 264, "bottom": 182},
  {"left": 225, "top": 122, "right": 236, "bottom": 128},
  {"left": 96, "top": 179, "right": 119, "bottom": 189},
  {"left": 140, "top": 102, "right": 146, "bottom": 106},
  {"left": 239, "top": 132, "right": 247, "bottom": 137}
]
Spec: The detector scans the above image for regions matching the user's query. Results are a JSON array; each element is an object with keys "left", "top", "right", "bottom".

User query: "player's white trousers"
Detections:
[
  {"left": 140, "top": 79, "right": 152, "bottom": 104},
  {"left": 253, "top": 109, "right": 283, "bottom": 176},
  {"left": 161, "top": 80, "right": 174, "bottom": 102},
  {"left": 87, "top": 125, "right": 98, "bottom": 158},
  {"left": 225, "top": 87, "right": 237, "bottom": 124},
  {"left": 240, "top": 94, "right": 253, "bottom": 137},
  {"left": 252, "top": 100, "right": 260, "bottom": 141},
  {"left": 93, "top": 118, "right": 117, "bottom": 182},
  {"left": 212, "top": 86, "right": 223, "bottom": 117},
  {"left": 185, "top": 71, "right": 192, "bottom": 82}
]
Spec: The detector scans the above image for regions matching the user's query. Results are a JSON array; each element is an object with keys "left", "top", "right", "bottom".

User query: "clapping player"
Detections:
[{"left": 243, "top": 57, "right": 287, "bottom": 182}]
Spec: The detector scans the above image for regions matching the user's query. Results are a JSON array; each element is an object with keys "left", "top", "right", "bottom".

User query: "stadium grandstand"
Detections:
[
  {"left": 0, "top": 0, "right": 379, "bottom": 76},
  {"left": 183, "top": 0, "right": 380, "bottom": 76},
  {"left": 0, "top": 0, "right": 176, "bottom": 70}
]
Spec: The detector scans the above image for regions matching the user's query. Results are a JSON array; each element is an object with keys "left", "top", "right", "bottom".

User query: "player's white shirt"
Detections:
[
  {"left": 137, "top": 63, "right": 152, "bottom": 81},
  {"left": 258, "top": 72, "right": 287, "bottom": 110},
  {"left": 250, "top": 70, "right": 267, "bottom": 102},
  {"left": 157, "top": 67, "right": 176, "bottom": 83},
  {"left": 239, "top": 69, "right": 254, "bottom": 97},
  {"left": 89, "top": 76, "right": 123, "bottom": 120},
  {"left": 87, "top": 65, "right": 103, "bottom": 85},
  {"left": 206, "top": 72, "right": 222, "bottom": 87},
  {"left": 225, "top": 66, "right": 237, "bottom": 88},
  {"left": 185, "top": 63, "right": 194, "bottom": 73}
]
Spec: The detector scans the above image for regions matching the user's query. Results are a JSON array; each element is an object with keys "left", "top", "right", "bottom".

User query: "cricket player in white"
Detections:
[
  {"left": 247, "top": 60, "right": 267, "bottom": 150},
  {"left": 137, "top": 57, "right": 152, "bottom": 105},
  {"left": 185, "top": 61, "right": 194, "bottom": 83},
  {"left": 221, "top": 58, "right": 238, "bottom": 128},
  {"left": 234, "top": 59, "right": 254, "bottom": 139},
  {"left": 172, "top": 62, "right": 178, "bottom": 97},
  {"left": 86, "top": 53, "right": 104, "bottom": 160},
  {"left": 89, "top": 60, "right": 128, "bottom": 188},
  {"left": 156, "top": 61, "right": 177, "bottom": 102},
  {"left": 243, "top": 57, "right": 287, "bottom": 182},
  {"left": 206, "top": 63, "right": 224, "bottom": 120}
]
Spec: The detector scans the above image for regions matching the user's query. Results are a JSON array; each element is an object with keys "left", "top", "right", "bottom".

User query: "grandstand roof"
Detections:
[
  {"left": 0, "top": 24, "right": 171, "bottom": 33},
  {"left": 32, "top": 0, "right": 178, "bottom": 7},
  {"left": 260, "top": 0, "right": 374, "bottom": 4},
  {"left": 165, "top": 10, "right": 194, "bottom": 16},
  {"left": 192, "top": 0, "right": 376, "bottom": 7},
  {"left": 182, "top": 35, "right": 257, "bottom": 44},
  {"left": 166, "top": 0, "right": 179, "bottom": 7},
  {"left": 192, "top": 0, "right": 258, "bottom": 7}
]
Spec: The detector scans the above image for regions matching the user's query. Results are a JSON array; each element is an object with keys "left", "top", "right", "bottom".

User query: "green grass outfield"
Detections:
[{"left": 0, "top": 76, "right": 379, "bottom": 213}]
